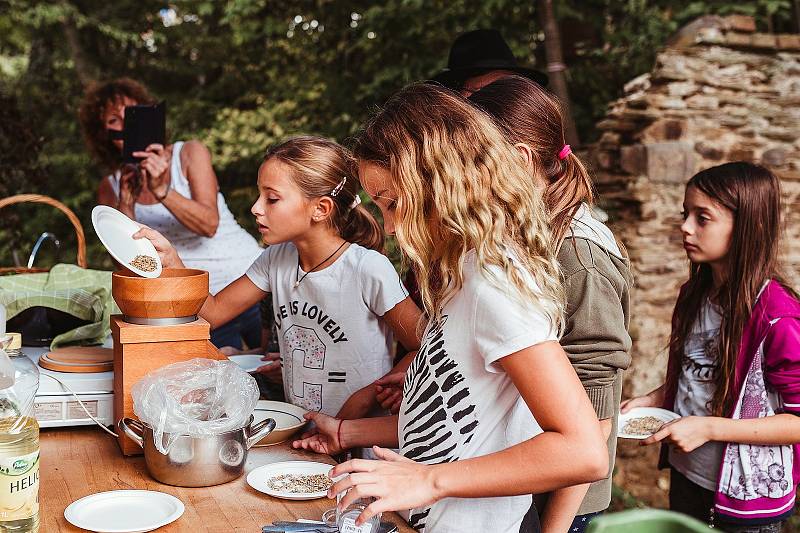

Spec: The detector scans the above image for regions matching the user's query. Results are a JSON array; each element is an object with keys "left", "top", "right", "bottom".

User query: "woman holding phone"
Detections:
[{"left": 79, "top": 78, "right": 264, "bottom": 352}]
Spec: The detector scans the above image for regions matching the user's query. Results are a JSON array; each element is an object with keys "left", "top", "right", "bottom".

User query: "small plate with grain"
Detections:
[
  {"left": 92, "top": 205, "right": 162, "bottom": 278},
  {"left": 247, "top": 460, "right": 333, "bottom": 500},
  {"left": 618, "top": 407, "right": 680, "bottom": 440}
]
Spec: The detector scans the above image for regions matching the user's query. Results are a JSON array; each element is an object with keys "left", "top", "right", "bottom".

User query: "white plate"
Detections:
[
  {"left": 228, "top": 354, "right": 274, "bottom": 373},
  {"left": 252, "top": 400, "right": 308, "bottom": 446},
  {"left": 618, "top": 407, "right": 680, "bottom": 440},
  {"left": 91, "top": 205, "right": 162, "bottom": 278},
  {"left": 247, "top": 460, "right": 333, "bottom": 500},
  {"left": 64, "top": 490, "right": 184, "bottom": 532}
]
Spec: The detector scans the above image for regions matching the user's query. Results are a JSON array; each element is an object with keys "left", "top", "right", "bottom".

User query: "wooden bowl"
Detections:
[{"left": 112, "top": 268, "right": 209, "bottom": 320}]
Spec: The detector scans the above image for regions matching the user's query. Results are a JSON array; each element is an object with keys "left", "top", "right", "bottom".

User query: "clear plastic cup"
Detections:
[{"left": 332, "top": 482, "right": 381, "bottom": 533}]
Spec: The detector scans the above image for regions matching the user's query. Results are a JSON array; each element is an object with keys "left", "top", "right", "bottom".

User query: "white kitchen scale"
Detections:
[{"left": 23, "top": 342, "right": 115, "bottom": 428}]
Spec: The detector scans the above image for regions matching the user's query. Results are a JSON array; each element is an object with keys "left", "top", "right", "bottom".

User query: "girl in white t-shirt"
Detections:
[
  {"left": 137, "top": 136, "right": 421, "bottom": 419},
  {"left": 292, "top": 84, "right": 608, "bottom": 533}
]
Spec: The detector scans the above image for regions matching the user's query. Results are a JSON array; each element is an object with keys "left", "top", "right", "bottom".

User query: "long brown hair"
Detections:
[
  {"left": 78, "top": 78, "right": 156, "bottom": 172},
  {"left": 668, "top": 162, "right": 796, "bottom": 416},
  {"left": 265, "top": 136, "right": 384, "bottom": 252},
  {"left": 353, "top": 83, "right": 563, "bottom": 326},
  {"left": 468, "top": 75, "right": 595, "bottom": 247}
]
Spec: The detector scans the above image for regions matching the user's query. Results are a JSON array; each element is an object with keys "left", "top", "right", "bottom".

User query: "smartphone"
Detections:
[{"left": 122, "top": 102, "right": 166, "bottom": 164}]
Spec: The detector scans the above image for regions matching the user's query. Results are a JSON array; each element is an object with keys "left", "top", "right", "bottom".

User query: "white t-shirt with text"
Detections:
[
  {"left": 246, "top": 242, "right": 408, "bottom": 416},
  {"left": 398, "top": 252, "right": 557, "bottom": 533}
]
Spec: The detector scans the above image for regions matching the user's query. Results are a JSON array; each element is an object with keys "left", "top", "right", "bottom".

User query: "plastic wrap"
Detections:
[{"left": 132, "top": 358, "right": 259, "bottom": 454}]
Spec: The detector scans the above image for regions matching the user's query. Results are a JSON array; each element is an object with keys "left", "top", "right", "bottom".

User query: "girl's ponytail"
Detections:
[
  {"left": 545, "top": 151, "right": 594, "bottom": 247},
  {"left": 341, "top": 203, "right": 384, "bottom": 252},
  {"left": 469, "top": 75, "right": 595, "bottom": 249}
]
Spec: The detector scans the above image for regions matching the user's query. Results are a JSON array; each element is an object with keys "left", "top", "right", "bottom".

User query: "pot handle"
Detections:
[
  {"left": 119, "top": 418, "right": 145, "bottom": 449},
  {"left": 246, "top": 417, "right": 277, "bottom": 449}
]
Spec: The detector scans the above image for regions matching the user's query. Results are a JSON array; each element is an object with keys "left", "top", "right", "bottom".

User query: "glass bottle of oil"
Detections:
[{"left": 0, "top": 327, "right": 39, "bottom": 533}]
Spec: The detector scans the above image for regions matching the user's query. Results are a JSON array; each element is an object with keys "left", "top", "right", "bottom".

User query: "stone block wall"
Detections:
[{"left": 590, "top": 15, "right": 800, "bottom": 397}]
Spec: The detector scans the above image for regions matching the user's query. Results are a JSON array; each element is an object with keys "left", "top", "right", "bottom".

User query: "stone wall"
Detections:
[{"left": 590, "top": 15, "right": 800, "bottom": 397}]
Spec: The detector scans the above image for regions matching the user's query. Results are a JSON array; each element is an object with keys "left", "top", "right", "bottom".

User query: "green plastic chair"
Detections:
[{"left": 587, "top": 509, "right": 710, "bottom": 532}]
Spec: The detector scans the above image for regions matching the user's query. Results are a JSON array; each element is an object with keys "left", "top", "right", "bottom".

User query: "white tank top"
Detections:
[{"left": 108, "top": 141, "right": 262, "bottom": 294}]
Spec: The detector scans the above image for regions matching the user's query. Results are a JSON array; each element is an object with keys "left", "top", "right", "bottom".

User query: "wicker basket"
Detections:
[{"left": 0, "top": 194, "right": 87, "bottom": 274}]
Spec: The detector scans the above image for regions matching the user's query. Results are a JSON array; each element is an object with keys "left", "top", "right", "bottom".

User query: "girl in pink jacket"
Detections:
[{"left": 623, "top": 162, "right": 800, "bottom": 532}]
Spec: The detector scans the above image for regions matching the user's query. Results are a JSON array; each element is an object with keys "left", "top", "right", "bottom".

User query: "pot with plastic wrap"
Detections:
[{"left": 119, "top": 358, "right": 276, "bottom": 487}]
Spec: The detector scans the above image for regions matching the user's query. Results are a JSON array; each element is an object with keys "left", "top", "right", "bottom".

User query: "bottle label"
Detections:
[
  {"left": 0, "top": 450, "right": 39, "bottom": 521},
  {"left": 340, "top": 515, "right": 373, "bottom": 533}
]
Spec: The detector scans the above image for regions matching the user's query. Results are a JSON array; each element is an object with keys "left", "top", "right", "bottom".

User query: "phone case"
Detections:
[{"left": 122, "top": 102, "right": 166, "bottom": 163}]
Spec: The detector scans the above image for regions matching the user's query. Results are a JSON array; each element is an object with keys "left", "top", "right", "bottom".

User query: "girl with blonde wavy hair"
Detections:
[
  {"left": 293, "top": 84, "right": 608, "bottom": 533},
  {"left": 470, "top": 75, "right": 633, "bottom": 533}
]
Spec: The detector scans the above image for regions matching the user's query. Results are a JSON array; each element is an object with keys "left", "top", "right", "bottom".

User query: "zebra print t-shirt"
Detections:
[{"left": 398, "top": 252, "right": 557, "bottom": 533}]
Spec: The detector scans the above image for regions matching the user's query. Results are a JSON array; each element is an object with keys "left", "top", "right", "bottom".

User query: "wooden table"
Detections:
[{"left": 41, "top": 426, "right": 415, "bottom": 532}]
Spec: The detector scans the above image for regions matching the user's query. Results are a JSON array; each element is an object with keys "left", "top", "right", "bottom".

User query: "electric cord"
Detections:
[{"left": 40, "top": 373, "right": 118, "bottom": 438}]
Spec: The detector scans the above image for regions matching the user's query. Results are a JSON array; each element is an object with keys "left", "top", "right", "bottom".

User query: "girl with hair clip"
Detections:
[
  {"left": 623, "top": 162, "right": 800, "bottom": 532},
  {"left": 292, "top": 84, "right": 608, "bottom": 533},
  {"left": 469, "top": 75, "right": 633, "bottom": 533},
  {"left": 136, "top": 136, "right": 422, "bottom": 421}
]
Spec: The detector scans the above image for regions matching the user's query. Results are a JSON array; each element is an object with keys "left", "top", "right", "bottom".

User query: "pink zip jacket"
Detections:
[{"left": 661, "top": 280, "right": 800, "bottom": 525}]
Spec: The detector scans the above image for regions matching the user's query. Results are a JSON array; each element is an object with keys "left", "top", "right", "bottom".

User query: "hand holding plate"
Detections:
[
  {"left": 132, "top": 224, "right": 183, "bottom": 269},
  {"left": 641, "top": 415, "right": 712, "bottom": 452}
]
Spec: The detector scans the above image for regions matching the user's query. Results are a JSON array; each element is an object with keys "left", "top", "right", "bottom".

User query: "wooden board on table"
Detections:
[{"left": 39, "top": 346, "right": 113, "bottom": 373}]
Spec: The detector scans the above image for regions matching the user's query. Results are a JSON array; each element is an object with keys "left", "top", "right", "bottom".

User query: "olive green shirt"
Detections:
[{"left": 558, "top": 235, "right": 632, "bottom": 514}]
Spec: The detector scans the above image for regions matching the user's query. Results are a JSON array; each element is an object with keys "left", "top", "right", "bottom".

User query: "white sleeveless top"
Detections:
[{"left": 108, "top": 141, "right": 262, "bottom": 294}]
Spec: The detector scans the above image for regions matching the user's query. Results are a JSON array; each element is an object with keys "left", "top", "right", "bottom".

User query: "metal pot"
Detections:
[{"left": 119, "top": 415, "right": 276, "bottom": 487}]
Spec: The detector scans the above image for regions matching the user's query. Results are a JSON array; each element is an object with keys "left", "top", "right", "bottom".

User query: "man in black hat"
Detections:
[{"left": 432, "top": 29, "right": 548, "bottom": 97}]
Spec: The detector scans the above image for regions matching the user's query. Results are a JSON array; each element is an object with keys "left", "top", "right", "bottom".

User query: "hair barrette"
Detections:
[
  {"left": 558, "top": 144, "right": 572, "bottom": 160},
  {"left": 330, "top": 176, "right": 347, "bottom": 197}
]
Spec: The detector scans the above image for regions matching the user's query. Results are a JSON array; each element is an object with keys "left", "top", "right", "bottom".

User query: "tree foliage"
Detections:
[{"left": 0, "top": 0, "right": 794, "bottom": 269}]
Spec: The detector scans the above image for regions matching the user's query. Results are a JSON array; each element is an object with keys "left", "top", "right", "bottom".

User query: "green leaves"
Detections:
[{"left": 0, "top": 0, "right": 796, "bottom": 269}]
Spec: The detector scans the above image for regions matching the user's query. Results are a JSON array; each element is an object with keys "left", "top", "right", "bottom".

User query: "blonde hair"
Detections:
[
  {"left": 354, "top": 83, "right": 563, "bottom": 326},
  {"left": 468, "top": 75, "right": 594, "bottom": 248},
  {"left": 265, "top": 136, "right": 383, "bottom": 251}
]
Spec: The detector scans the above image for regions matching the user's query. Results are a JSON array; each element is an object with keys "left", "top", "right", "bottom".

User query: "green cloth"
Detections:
[{"left": 0, "top": 264, "right": 119, "bottom": 349}]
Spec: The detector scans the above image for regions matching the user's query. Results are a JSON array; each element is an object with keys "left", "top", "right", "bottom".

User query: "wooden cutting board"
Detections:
[{"left": 39, "top": 346, "right": 113, "bottom": 373}]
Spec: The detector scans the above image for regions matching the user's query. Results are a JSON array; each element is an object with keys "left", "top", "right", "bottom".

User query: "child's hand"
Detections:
[
  {"left": 375, "top": 372, "right": 405, "bottom": 414},
  {"left": 328, "top": 447, "right": 441, "bottom": 526},
  {"left": 292, "top": 412, "right": 343, "bottom": 455},
  {"left": 642, "top": 416, "right": 712, "bottom": 452},
  {"left": 620, "top": 385, "right": 665, "bottom": 413},
  {"left": 132, "top": 225, "right": 183, "bottom": 268},
  {"left": 219, "top": 346, "right": 242, "bottom": 356},
  {"left": 620, "top": 395, "right": 655, "bottom": 413},
  {"left": 256, "top": 353, "right": 281, "bottom": 382}
]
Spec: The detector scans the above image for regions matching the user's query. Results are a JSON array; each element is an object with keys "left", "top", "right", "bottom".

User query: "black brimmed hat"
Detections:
[{"left": 432, "top": 29, "right": 548, "bottom": 90}]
